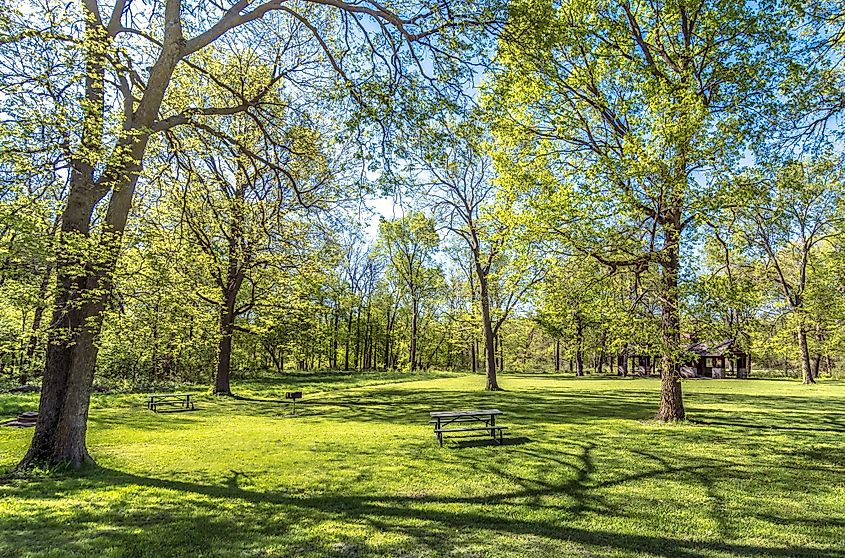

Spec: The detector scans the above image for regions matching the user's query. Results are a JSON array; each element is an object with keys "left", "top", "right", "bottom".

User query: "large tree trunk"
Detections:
[
  {"left": 214, "top": 286, "right": 240, "bottom": 395},
  {"left": 19, "top": 181, "right": 110, "bottom": 469},
  {"left": 798, "top": 319, "right": 815, "bottom": 384},
  {"left": 655, "top": 214, "right": 685, "bottom": 422},
  {"left": 213, "top": 165, "right": 248, "bottom": 395}
]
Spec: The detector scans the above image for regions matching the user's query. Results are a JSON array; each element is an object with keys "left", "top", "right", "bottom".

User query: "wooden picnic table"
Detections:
[
  {"left": 430, "top": 409, "right": 506, "bottom": 447},
  {"left": 147, "top": 393, "right": 194, "bottom": 412}
]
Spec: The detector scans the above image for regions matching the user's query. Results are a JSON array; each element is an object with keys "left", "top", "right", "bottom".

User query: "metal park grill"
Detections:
[{"left": 285, "top": 391, "right": 302, "bottom": 414}]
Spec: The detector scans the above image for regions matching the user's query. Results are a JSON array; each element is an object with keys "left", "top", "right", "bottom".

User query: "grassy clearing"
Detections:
[{"left": 1, "top": 373, "right": 844, "bottom": 558}]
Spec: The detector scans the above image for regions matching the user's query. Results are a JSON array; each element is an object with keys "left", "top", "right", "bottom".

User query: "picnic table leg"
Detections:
[{"left": 437, "top": 418, "right": 443, "bottom": 447}]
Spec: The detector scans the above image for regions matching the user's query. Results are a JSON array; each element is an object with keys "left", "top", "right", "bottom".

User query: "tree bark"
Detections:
[
  {"left": 214, "top": 277, "right": 242, "bottom": 395},
  {"left": 555, "top": 339, "right": 561, "bottom": 372},
  {"left": 479, "top": 275, "right": 499, "bottom": 390},
  {"left": 574, "top": 313, "right": 584, "bottom": 376},
  {"left": 655, "top": 213, "right": 685, "bottom": 421},
  {"left": 19, "top": 182, "right": 105, "bottom": 469},
  {"left": 18, "top": 2, "right": 189, "bottom": 469},
  {"left": 215, "top": 302, "right": 235, "bottom": 395},
  {"left": 410, "top": 297, "right": 419, "bottom": 372},
  {"left": 798, "top": 320, "right": 815, "bottom": 384}
]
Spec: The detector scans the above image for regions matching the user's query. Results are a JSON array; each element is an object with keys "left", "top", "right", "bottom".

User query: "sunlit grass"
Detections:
[{"left": 1, "top": 372, "right": 844, "bottom": 557}]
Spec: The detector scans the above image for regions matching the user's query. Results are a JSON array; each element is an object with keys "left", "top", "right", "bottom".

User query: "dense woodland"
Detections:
[{"left": 2, "top": 0, "right": 845, "bottom": 467}]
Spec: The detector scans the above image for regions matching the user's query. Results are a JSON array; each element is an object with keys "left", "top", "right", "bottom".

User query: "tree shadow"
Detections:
[
  {"left": 3, "top": 459, "right": 839, "bottom": 558},
  {"left": 150, "top": 407, "right": 199, "bottom": 414},
  {"left": 232, "top": 394, "right": 290, "bottom": 405},
  {"left": 3, "top": 375, "right": 845, "bottom": 557},
  {"left": 690, "top": 418, "right": 845, "bottom": 433},
  {"left": 449, "top": 436, "right": 532, "bottom": 449}
]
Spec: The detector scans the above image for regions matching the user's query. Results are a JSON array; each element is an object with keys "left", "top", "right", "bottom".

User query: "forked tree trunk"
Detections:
[
  {"left": 20, "top": 179, "right": 118, "bottom": 469},
  {"left": 213, "top": 175, "right": 247, "bottom": 395},
  {"left": 18, "top": 8, "right": 188, "bottom": 469}
]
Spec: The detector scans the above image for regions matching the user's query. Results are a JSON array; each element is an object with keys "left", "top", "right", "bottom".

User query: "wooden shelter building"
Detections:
[{"left": 682, "top": 339, "right": 750, "bottom": 378}]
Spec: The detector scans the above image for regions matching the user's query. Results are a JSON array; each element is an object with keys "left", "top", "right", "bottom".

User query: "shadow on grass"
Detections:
[
  {"left": 3, "top": 457, "right": 841, "bottom": 558},
  {"left": 4, "top": 376, "right": 845, "bottom": 557},
  {"left": 295, "top": 387, "right": 661, "bottom": 426},
  {"left": 151, "top": 407, "right": 199, "bottom": 414},
  {"left": 448, "top": 436, "right": 532, "bottom": 449},
  {"left": 232, "top": 394, "right": 291, "bottom": 405},
  {"left": 689, "top": 418, "right": 845, "bottom": 433}
]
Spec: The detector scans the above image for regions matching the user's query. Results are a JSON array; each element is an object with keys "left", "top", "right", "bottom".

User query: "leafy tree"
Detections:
[
  {"left": 2, "top": 0, "right": 495, "bottom": 468},
  {"left": 491, "top": 0, "right": 790, "bottom": 420},
  {"left": 737, "top": 156, "right": 845, "bottom": 383},
  {"left": 377, "top": 212, "right": 441, "bottom": 371}
]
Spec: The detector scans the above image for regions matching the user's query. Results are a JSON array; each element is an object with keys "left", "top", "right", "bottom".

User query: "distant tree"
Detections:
[
  {"left": 378, "top": 213, "right": 441, "bottom": 371},
  {"left": 738, "top": 156, "right": 844, "bottom": 384},
  {"left": 416, "top": 120, "right": 509, "bottom": 388}
]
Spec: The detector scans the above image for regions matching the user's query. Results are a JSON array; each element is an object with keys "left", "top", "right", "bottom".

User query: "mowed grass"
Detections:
[{"left": 1, "top": 373, "right": 844, "bottom": 558}]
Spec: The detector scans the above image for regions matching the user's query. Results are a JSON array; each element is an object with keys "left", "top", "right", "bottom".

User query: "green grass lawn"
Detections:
[{"left": 1, "top": 373, "right": 844, "bottom": 558}]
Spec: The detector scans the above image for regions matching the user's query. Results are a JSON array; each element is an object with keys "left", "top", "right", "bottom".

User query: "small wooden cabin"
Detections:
[{"left": 683, "top": 339, "right": 750, "bottom": 379}]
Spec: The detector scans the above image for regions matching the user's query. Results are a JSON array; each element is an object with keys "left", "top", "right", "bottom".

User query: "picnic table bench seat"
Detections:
[{"left": 434, "top": 424, "right": 507, "bottom": 444}]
